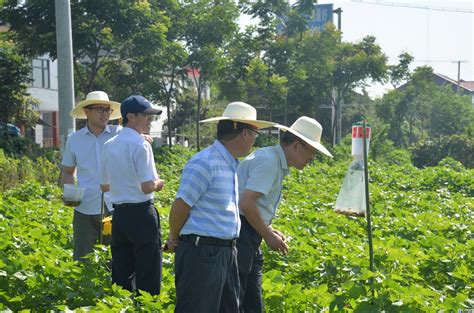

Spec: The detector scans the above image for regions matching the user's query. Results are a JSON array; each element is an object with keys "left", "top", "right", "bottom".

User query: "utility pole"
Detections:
[
  {"left": 452, "top": 60, "right": 467, "bottom": 93},
  {"left": 333, "top": 7, "right": 343, "bottom": 145},
  {"left": 55, "top": 0, "right": 75, "bottom": 152}
]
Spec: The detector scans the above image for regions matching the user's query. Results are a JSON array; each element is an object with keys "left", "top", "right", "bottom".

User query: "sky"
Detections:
[{"left": 240, "top": 0, "right": 473, "bottom": 98}]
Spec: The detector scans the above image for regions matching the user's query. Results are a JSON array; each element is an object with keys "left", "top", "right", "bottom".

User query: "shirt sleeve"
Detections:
[
  {"left": 100, "top": 142, "right": 109, "bottom": 185},
  {"left": 243, "top": 155, "right": 278, "bottom": 196},
  {"left": 61, "top": 134, "right": 76, "bottom": 167},
  {"left": 176, "top": 157, "right": 212, "bottom": 208},
  {"left": 134, "top": 141, "right": 159, "bottom": 184}
]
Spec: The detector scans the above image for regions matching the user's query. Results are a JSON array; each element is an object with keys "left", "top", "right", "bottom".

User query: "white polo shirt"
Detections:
[
  {"left": 100, "top": 127, "right": 159, "bottom": 205},
  {"left": 61, "top": 124, "right": 122, "bottom": 215},
  {"left": 237, "top": 145, "right": 289, "bottom": 225}
]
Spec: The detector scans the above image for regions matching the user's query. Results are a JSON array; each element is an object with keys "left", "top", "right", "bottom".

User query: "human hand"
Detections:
[
  {"left": 155, "top": 179, "right": 165, "bottom": 192},
  {"left": 142, "top": 134, "right": 154, "bottom": 144},
  {"left": 264, "top": 230, "right": 288, "bottom": 255},
  {"left": 163, "top": 238, "right": 179, "bottom": 253},
  {"left": 271, "top": 228, "right": 287, "bottom": 242}
]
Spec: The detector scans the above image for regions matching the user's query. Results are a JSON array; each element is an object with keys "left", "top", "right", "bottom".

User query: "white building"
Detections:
[
  {"left": 27, "top": 55, "right": 208, "bottom": 147},
  {"left": 28, "top": 55, "right": 59, "bottom": 147}
]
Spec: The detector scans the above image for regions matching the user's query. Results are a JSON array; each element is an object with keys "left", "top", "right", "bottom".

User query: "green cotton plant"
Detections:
[{"left": 0, "top": 148, "right": 473, "bottom": 311}]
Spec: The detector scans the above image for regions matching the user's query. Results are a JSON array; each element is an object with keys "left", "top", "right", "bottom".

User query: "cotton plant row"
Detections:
[{"left": 0, "top": 154, "right": 472, "bottom": 311}]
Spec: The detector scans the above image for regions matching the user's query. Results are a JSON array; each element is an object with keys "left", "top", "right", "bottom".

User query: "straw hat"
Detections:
[
  {"left": 200, "top": 101, "right": 275, "bottom": 129},
  {"left": 70, "top": 91, "right": 121, "bottom": 120},
  {"left": 276, "top": 116, "right": 333, "bottom": 157}
]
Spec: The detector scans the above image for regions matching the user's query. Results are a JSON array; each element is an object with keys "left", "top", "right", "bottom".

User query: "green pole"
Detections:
[{"left": 362, "top": 120, "right": 375, "bottom": 297}]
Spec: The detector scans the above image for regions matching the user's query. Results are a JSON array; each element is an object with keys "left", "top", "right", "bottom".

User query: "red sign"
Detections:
[{"left": 352, "top": 126, "right": 371, "bottom": 139}]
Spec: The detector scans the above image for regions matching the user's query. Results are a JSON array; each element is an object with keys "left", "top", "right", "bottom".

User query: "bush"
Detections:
[
  {"left": 0, "top": 135, "right": 60, "bottom": 163},
  {"left": 411, "top": 134, "right": 474, "bottom": 168},
  {"left": 0, "top": 149, "right": 60, "bottom": 192}
]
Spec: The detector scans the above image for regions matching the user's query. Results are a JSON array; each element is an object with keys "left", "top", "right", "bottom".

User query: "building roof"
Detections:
[
  {"left": 460, "top": 81, "right": 474, "bottom": 91},
  {"left": 432, "top": 73, "right": 473, "bottom": 94}
]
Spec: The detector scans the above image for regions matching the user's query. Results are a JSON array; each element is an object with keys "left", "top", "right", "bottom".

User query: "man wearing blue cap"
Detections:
[{"left": 100, "top": 95, "right": 165, "bottom": 295}]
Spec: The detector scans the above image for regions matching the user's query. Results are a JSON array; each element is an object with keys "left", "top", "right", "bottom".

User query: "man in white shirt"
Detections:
[
  {"left": 61, "top": 91, "right": 122, "bottom": 261},
  {"left": 237, "top": 117, "right": 333, "bottom": 312},
  {"left": 100, "top": 95, "right": 164, "bottom": 296}
]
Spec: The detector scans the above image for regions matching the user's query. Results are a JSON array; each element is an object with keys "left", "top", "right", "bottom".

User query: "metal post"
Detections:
[
  {"left": 332, "top": 8, "right": 342, "bottom": 144},
  {"left": 362, "top": 120, "right": 374, "bottom": 297},
  {"left": 55, "top": 0, "right": 75, "bottom": 152},
  {"left": 457, "top": 60, "right": 461, "bottom": 93},
  {"left": 99, "top": 192, "right": 105, "bottom": 244},
  {"left": 333, "top": 7, "right": 342, "bottom": 31}
]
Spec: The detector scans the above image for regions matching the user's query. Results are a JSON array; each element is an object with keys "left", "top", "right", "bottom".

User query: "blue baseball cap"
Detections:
[{"left": 121, "top": 95, "right": 162, "bottom": 119}]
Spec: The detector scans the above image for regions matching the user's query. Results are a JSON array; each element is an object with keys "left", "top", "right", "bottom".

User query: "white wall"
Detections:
[{"left": 28, "top": 56, "right": 59, "bottom": 113}]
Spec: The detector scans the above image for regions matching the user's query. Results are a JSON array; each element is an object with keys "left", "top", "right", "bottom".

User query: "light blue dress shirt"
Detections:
[
  {"left": 62, "top": 125, "right": 121, "bottom": 214},
  {"left": 237, "top": 145, "right": 289, "bottom": 225},
  {"left": 177, "top": 140, "right": 241, "bottom": 240}
]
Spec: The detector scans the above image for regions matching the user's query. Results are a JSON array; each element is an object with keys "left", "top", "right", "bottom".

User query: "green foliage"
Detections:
[
  {"left": 0, "top": 148, "right": 60, "bottom": 193},
  {"left": 0, "top": 147, "right": 472, "bottom": 311},
  {"left": 411, "top": 134, "right": 474, "bottom": 168},
  {"left": 0, "top": 38, "right": 38, "bottom": 126},
  {"left": 376, "top": 66, "right": 474, "bottom": 148},
  {"left": 254, "top": 131, "right": 279, "bottom": 148}
]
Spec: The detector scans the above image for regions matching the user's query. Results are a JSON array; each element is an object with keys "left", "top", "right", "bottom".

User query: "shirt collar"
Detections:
[
  {"left": 122, "top": 126, "right": 142, "bottom": 138},
  {"left": 214, "top": 140, "right": 239, "bottom": 170},
  {"left": 83, "top": 124, "right": 112, "bottom": 136},
  {"left": 275, "top": 144, "right": 289, "bottom": 173}
]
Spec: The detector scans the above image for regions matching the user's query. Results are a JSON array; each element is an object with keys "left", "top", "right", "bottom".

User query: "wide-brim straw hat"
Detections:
[
  {"left": 200, "top": 101, "right": 275, "bottom": 129},
  {"left": 275, "top": 116, "right": 333, "bottom": 157},
  {"left": 70, "top": 91, "right": 121, "bottom": 120}
]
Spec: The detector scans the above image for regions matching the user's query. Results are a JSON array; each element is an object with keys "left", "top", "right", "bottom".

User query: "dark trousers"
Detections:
[
  {"left": 111, "top": 202, "right": 161, "bottom": 295},
  {"left": 73, "top": 209, "right": 112, "bottom": 261},
  {"left": 174, "top": 239, "right": 240, "bottom": 313},
  {"left": 237, "top": 216, "right": 264, "bottom": 313}
]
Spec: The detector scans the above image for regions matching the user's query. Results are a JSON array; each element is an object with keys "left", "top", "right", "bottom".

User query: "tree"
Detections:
[
  {"left": 182, "top": 0, "right": 239, "bottom": 150},
  {"left": 389, "top": 52, "right": 414, "bottom": 88},
  {"left": 375, "top": 65, "right": 474, "bottom": 147},
  {"left": 330, "top": 35, "right": 388, "bottom": 144},
  {"left": 2, "top": 0, "right": 170, "bottom": 96},
  {"left": 0, "top": 39, "right": 38, "bottom": 126}
]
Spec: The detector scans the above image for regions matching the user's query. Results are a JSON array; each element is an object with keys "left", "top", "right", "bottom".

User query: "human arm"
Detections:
[
  {"left": 100, "top": 143, "right": 110, "bottom": 192},
  {"left": 164, "top": 198, "right": 192, "bottom": 253},
  {"left": 140, "top": 178, "right": 165, "bottom": 194},
  {"left": 134, "top": 141, "right": 162, "bottom": 194},
  {"left": 142, "top": 134, "right": 153, "bottom": 144},
  {"left": 61, "top": 166, "right": 76, "bottom": 185},
  {"left": 60, "top": 166, "right": 76, "bottom": 205},
  {"left": 240, "top": 189, "right": 288, "bottom": 255}
]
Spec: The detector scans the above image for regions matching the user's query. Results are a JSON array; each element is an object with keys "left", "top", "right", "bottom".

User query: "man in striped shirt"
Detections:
[{"left": 166, "top": 102, "right": 274, "bottom": 313}]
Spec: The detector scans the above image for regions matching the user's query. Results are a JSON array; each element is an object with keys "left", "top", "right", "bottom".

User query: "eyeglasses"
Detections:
[
  {"left": 245, "top": 127, "right": 260, "bottom": 138},
  {"left": 87, "top": 107, "right": 113, "bottom": 114},
  {"left": 298, "top": 140, "right": 317, "bottom": 157}
]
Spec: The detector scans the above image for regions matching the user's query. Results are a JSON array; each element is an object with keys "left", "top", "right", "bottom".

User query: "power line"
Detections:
[
  {"left": 350, "top": 0, "right": 474, "bottom": 13},
  {"left": 413, "top": 59, "right": 469, "bottom": 63}
]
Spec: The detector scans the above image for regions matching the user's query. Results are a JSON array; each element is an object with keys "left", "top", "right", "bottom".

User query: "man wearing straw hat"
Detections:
[
  {"left": 165, "top": 102, "right": 274, "bottom": 312},
  {"left": 236, "top": 116, "right": 333, "bottom": 313},
  {"left": 61, "top": 91, "right": 122, "bottom": 261}
]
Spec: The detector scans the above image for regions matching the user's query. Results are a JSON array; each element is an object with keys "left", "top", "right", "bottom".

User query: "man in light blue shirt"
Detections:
[
  {"left": 61, "top": 91, "right": 122, "bottom": 261},
  {"left": 237, "top": 116, "right": 333, "bottom": 313},
  {"left": 166, "top": 102, "right": 274, "bottom": 313}
]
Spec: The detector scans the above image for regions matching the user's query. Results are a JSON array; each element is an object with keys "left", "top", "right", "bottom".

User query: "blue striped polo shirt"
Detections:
[{"left": 177, "top": 140, "right": 241, "bottom": 239}]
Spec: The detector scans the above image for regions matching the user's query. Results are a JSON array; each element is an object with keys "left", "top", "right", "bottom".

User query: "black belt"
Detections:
[
  {"left": 113, "top": 200, "right": 153, "bottom": 209},
  {"left": 180, "top": 234, "right": 237, "bottom": 248}
]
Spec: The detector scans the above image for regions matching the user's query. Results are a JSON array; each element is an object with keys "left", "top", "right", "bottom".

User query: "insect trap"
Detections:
[
  {"left": 335, "top": 121, "right": 376, "bottom": 296},
  {"left": 334, "top": 122, "right": 371, "bottom": 217}
]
